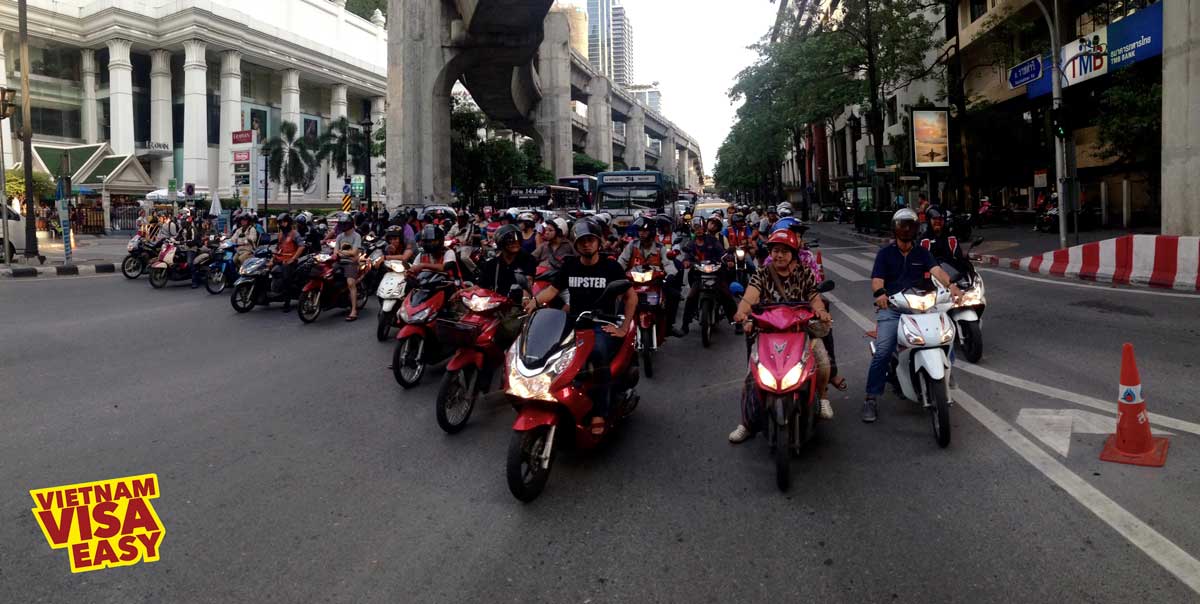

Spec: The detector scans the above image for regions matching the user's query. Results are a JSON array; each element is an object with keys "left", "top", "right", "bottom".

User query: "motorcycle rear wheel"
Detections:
[
  {"left": 121, "top": 255, "right": 143, "bottom": 279},
  {"left": 436, "top": 367, "right": 478, "bottom": 434},
  {"left": 507, "top": 425, "right": 555, "bottom": 502},
  {"left": 393, "top": 335, "right": 425, "bottom": 388},
  {"left": 231, "top": 282, "right": 256, "bottom": 313},
  {"left": 148, "top": 267, "right": 168, "bottom": 289},
  {"left": 206, "top": 266, "right": 227, "bottom": 294},
  {"left": 958, "top": 320, "right": 983, "bottom": 363},
  {"left": 376, "top": 309, "right": 396, "bottom": 342},
  {"left": 298, "top": 290, "right": 322, "bottom": 323},
  {"left": 925, "top": 373, "right": 951, "bottom": 448}
]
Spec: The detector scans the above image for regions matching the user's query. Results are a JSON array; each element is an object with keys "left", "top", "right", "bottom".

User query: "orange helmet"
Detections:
[{"left": 766, "top": 228, "right": 799, "bottom": 254}]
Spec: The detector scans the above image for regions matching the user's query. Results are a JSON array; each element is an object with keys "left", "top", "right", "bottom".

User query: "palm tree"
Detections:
[
  {"left": 317, "top": 116, "right": 369, "bottom": 190},
  {"left": 261, "top": 121, "right": 318, "bottom": 211}
]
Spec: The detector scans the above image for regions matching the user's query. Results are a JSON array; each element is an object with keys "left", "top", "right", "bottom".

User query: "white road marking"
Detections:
[
  {"left": 956, "top": 390, "right": 1200, "bottom": 596},
  {"left": 818, "top": 258, "right": 868, "bottom": 282},
  {"left": 835, "top": 253, "right": 877, "bottom": 272},
  {"left": 978, "top": 267, "right": 1200, "bottom": 299},
  {"left": 1016, "top": 408, "right": 1173, "bottom": 456},
  {"left": 831, "top": 291, "right": 1200, "bottom": 594},
  {"left": 958, "top": 362, "right": 1200, "bottom": 437}
]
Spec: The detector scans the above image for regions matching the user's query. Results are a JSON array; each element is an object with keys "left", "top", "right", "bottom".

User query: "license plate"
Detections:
[{"left": 646, "top": 292, "right": 660, "bottom": 305}]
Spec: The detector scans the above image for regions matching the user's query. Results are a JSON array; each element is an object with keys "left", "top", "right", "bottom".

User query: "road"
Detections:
[{"left": 2, "top": 224, "right": 1198, "bottom": 603}]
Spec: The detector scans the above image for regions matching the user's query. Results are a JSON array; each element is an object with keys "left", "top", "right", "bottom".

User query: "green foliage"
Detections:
[
  {"left": 5, "top": 169, "right": 55, "bottom": 201},
  {"left": 261, "top": 121, "right": 319, "bottom": 210},
  {"left": 572, "top": 152, "right": 609, "bottom": 176},
  {"left": 1096, "top": 68, "right": 1161, "bottom": 168},
  {"left": 449, "top": 95, "right": 549, "bottom": 206},
  {"left": 317, "top": 117, "right": 370, "bottom": 181},
  {"left": 345, "top": 0, "right": 386, "bottom": 21}
]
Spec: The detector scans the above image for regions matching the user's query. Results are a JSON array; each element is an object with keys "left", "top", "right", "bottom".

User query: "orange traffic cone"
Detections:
[
  {"left": 815, "top": 250, "right": 823, "bottom": 267},
  {"left": 1100, "top": 343, "right": 1169, "bottom": 467}
]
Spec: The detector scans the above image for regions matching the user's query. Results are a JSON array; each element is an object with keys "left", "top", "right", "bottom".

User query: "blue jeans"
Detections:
[{"left": 866, "top": 309, "right": 900, "bottom": 397}]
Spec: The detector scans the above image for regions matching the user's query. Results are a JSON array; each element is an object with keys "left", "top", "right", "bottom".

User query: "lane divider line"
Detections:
[{"left": 978, "top": 267, "right": 1200, "bottom": 299}]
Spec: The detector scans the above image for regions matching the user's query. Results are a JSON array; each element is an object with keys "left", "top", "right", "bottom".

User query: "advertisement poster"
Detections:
[
  {"left": 1026, "top": 1, "right": 1162, "bottom": 98},
  {"left": 912, "top": 109, "right": 950, "bottom": 168},
  {"left": 303, "top": 117, "right": 319, "bottom": 141},
  {"left": 249, "top": 108, "right": 267, "bottom": 142}
]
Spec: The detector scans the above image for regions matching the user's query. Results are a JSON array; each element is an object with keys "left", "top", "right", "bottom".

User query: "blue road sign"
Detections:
[
  {"left": 1008, "top": 56, "right": 1042, "bottom": 89},
  {"left": 342, "top": 184, "right": 351, "bottom": 195}
]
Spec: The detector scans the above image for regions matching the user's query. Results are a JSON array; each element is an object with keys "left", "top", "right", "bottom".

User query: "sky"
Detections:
[{"left": 560, "top": 0, "right": 778, "bottom": 175}]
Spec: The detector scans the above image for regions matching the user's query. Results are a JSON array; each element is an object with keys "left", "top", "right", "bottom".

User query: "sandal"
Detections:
[
  {"left": 831, "top": 376, "right": 848, "bottom": 391},
  {"left": 346, "top": 314, "right": 358, "bottom": 322},
  {"left": 589, "top": 416, "right": 606, "bottom": 436}
]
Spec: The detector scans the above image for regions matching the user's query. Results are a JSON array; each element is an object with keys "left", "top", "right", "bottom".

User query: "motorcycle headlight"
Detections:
[
  {"left": 506, "top": 341, "right": 577, "bottom": 401},
  {"left": 735, "top": 248, "right": 746, "bottom": 260},
  {"left": 901, "top": 317, "right": 925, "bottom": 346},
  {"left": 631, "top": 270, "right": 653, "bottom": 283},
  {"left": 315, "top": 253, "right": 332, "bottom": 263},
  {"left": 756, "top": 363, "right": 778, "bottom": 390},
  {"left": 463, "top": 294, "right": 502, "bottom": 313},
  {"left": 904, "top": 293, "right": 936, "bottom": 312},
  {"left": 939, "top": 315, "right": 955, "bottom": 344},
  {"left": 400, "top": 306, "right": 431, "bottom": 324},
  {"left": 699, "top": 263, "right": 719, "bottom": 274},
  {"left": 384, "top": 260, "right": 407, "bottom": 272},
  {"left": 779, "top": 363, "right": 805, "bottom": 391},
  {"left": 127, "top": 239, "right": 138, "bottom": 252},
  {"left": 958, "top": 281, "right": 985, "bottom": 306}
]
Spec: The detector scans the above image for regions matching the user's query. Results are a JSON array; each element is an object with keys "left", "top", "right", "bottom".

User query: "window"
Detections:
[
  {"left": 1076, "top": 0, "right": 1154, "bottom": 37},
  {"left": 969, "top": 0, "right": 988, "bottom": 23},
  {"left": 12, "top": 105, "right": 82, "bottom": 138},
  {"left": 886, "top": 97, "right": 898, "bottom": 128}
]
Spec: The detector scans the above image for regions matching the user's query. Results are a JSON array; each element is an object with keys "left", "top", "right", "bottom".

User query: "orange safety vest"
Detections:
[{"left": 630, "top": 243, "right": 664, "bottom": 268}]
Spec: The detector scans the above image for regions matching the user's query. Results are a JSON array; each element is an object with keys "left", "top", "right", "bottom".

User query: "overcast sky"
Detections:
[{"left": 560, "top": 0, "right": 778, "bottom": 175}]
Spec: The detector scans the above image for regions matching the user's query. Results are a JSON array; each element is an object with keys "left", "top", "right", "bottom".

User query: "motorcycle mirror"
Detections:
[
  {"left": 816, "top": 279, "right": 836, "bottom": 293},
  {"left": 599, "top": 279, "right": 633, "bottom": 304}
]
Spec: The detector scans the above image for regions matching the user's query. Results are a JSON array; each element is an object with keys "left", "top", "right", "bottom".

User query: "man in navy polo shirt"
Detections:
[{"left": 862, "top": 208, "right": 961, "bottom": 423}]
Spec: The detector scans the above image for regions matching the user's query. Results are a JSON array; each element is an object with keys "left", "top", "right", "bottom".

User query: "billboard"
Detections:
[
  {"left": 1026, "top": 1, "right": 1162, "bottom": 98},
  {"left": 912, "top": 109, "right": 950, "bottom": 168}
]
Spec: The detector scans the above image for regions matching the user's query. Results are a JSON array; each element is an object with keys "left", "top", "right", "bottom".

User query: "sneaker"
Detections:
[
  {"left": 861, "top": 398, "right": 878, "bottom": 423},
  {"left": 819, "top": 399, "right": 834, "bottom": 420},
  {"left": 728, "top": 424, "right": 752, "bottom": 443}
]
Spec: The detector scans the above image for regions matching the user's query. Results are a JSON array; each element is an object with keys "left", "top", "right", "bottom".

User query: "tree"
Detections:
[
  {"left": 520, "top": 140, "right": 555, "bottom": 185},
  {"left": 261, "top": 121, "right": 318, "bottom": 211},
  {"left": 478, "top": 139, "right": 527, "bottom": 201},
  {"left": 317, "top": 116, "right": 369, "bottom": 188},
  {"left": 572, "top": 152, "right": 609, "bottom": 175},
  {"left": 1096, "top": 66, "right": 1162, "bottom": 206},
  {"left": 5, "top": 169, "right": 54, "bottom": 203},
  {"left": 345, "top": 0, "right": 386, "bottom": 21},
  {"left": 371, "top": 123, "right": 386, "bottom": 170}
]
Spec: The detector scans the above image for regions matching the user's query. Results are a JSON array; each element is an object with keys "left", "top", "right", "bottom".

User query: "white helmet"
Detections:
[
  {"left": 892, "top": 208, "right": 919, "bottom": 224},
  {"left": 551, "top": 217, "right": 569, "bottom": 236},
  {"left": 594, "top": 212, "right": 612, "bottom": 227},
  {"left": 517, "top": 211, "right": 536, "bottom": 223},
  {"left": 776, "top": 202, "right": 793, "bottom": 217}
]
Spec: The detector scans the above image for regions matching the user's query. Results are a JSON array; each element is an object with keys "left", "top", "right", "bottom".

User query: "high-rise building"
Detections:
[
  {"left": 628, "top": 83, "right": 662, "bottom": 114},
  {"left": 611, "top": 2, "right": 634, "bottom": 88},
  {"left": 586, "top": 0, "right": 613, "bottom": 79}
]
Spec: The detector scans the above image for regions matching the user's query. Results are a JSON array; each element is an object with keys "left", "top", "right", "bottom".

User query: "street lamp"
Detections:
[
  {"left": 847, "top": 113, "right": 861, "bottom": 210},
  {"left": 359, "top": 118, "right": 373, "bottom": 210}
]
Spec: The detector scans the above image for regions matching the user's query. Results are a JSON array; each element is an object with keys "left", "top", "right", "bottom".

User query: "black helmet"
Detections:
[
  {"left": 632, "top": 216, "right": 653, "bottom": 232},
  {"left": 335, "top": 212, "right": 352, "bottom": 225},
  {"left": 926, "top": 207, "right": 943, "bottom": 221},
  {"left": 295, "top": 213, "right": 308, "bottom": 225},
  {"left": 732, "top": 212, "right": 746, "bottom": 224},
  {"left": 420, "top": 224, "right": 444, "bottom": 243},
  {"left": 494, "top": 224, "right": 521, "bottom": 247},
  {"left": 384, "top": 225, "right": 404, "bottom": 239},
  {"left": 277, "top": 212, "right": 292, "bottom": 226},
  {"left": 572, "top": 219, "right": 603, "bottom": 247}
]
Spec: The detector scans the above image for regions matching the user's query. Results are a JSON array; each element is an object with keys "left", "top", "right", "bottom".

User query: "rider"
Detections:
[
  {"left": 728, "top": 228, "right": 833, "bottom": 443},
  {"left": 270, "top": 213, "right": 306, "bottom": 312},
  {"left": 334, "top": 213, "right": 363, "bottom": 321},
  {"left": 618, "top": 217, "right": 683, "bottom": 337},
  {"left": 229, "top": 211, "right": 260, "bottom": 265},
  {"left": 724, "top": 212, "right": 757, "bottom": 271},
  {"left": 680, "top": 216, "right": 737, "bottom": 335},
  {"left": 525, "top": 220, "right": 638, "bottom": 436},
  {"left": 478, "top": 224, "right": 536, "bottom": 296},
  {"left": 532, "top": 217, "right": 574, "bottom": 269},
  {"left": 516, "top": 212, "right": 539, "bottom": 253},
  {"left": 920, "top": 208, "right": 970, "bottom": 273},
  {"left": 862, "top": 208, "right": 962, "bottom": 423},
  {"left": 382, "top": 225, "right": 413, "bottom": 262},
  {"left": 176, "top": 209, "right": 203, "bottom": 288},
  {"left": 409, "top": 224, "right": 459, "bottom": 280}
]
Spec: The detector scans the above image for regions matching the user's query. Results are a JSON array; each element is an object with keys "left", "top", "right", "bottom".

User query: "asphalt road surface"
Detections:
[{"left": 2, "top": 224, "right": 1198, "bottom": 603}]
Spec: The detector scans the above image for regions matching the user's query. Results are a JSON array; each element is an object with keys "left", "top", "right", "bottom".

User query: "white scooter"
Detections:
[
  {"left": 375, "top": 259, "right": 409, "bottom": 341},
  {"left": 943, "top": 265, "right": 986, "bottom": 363},
  {"left": 870, "top": 282, "right": 956, "bottom": 448}
]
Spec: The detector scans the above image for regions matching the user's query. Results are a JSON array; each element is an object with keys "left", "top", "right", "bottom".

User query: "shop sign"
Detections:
[{"left": 1027, "top": 2, "right": 1163, "bottom": 99}]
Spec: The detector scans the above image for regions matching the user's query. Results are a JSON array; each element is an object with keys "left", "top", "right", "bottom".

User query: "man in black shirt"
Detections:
[
  {"left": 478, "top": 224, "right": 536, "bottom": 295},
  {"left": 526, "top": 220, "right": 637, "bottom": 434}
]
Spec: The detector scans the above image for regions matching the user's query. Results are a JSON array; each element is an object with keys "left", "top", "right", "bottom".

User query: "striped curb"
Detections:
[{"left": 1, "top": 263, "right": 118, "bottom": 279}]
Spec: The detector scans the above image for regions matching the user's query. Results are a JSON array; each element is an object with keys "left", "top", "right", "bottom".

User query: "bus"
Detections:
[
  {"left": 557, "top": 175, "right": 597, "bottom": 210},
  {"left": 505, "top": 184, "right": 580, "bottom": 212},
  {"left": 595, "top": 170, "right": 678, "bottom": 228}
]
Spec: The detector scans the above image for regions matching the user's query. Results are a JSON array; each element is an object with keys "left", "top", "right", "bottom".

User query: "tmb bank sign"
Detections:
[{"left": 1027, "top": 1, "right": 1162, "bottom": 98}]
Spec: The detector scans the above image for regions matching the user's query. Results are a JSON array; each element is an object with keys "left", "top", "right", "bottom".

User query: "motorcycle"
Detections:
[
  {"left": 870, "top": 282, "right": 957, "bottom": 448},
  {"left": 731, "top": 247, "right": 752, "bottom": 292},
  {"left": 748, "top": 286, "right": 833, "bottom": 492},
  {"left": 504, "top": 281, "right": 640, "bottom": 502},
  {"left": 204, "top": 237, "right": 240, "bottom": 294},
  {"left": 375, "top": 258, "right": 410, "bottom": 341},
  {"left": 1035, "top": 205, "right": 1058, "bottom": 233},
  {"left": 435, "top": 282, "right": 525, "bottom": 433},
  {"left": 121, "top": 235, "right": 162, "bottom": 279},
  {"left": 392, "top": 271, "right": 459, "bottom": 388},
  {"left": 628, "top": 263, "right": 667, "bottom": 378},
  {"left": 695, "top": 260, "right": 723, "bottom": 348},
  {"left": 230, "top": 247, "right": 311, "bottom": 313},
  {"left": 296, "top": 243, "right": 371, "bottom": 324},
  {"left": 147, "top": 239, "right": 194, "bottom": 289}
]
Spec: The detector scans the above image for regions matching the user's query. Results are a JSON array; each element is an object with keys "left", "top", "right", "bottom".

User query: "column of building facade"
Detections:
[
  {"left": 370, "top": 96, "right": 385, "bottom": 203},
  {"left": 79, "top": 49, "right": 98, "bottom": 144},
  {"left": 0, "top": 33, "right": 12, "bottom": 167},
  {"left": 148, "top": 49, "right": 173, "bottom": 186},
  {"left": 106, "top": 39, "right": 135, "bottom": 156},
  {"left": 325, "top": 84, "right": 348, "bottom": 201},
  {"left": 281, "top": 69, "right": 300, "bottom": 128},
  {"left": 182, "top": 39, "right": 208, "bottom": 188},
  {"left": 1161, "top": 0, "right": 1200, "bottom": 235},
  {"left": 676, "top": 144, "right": 688, "bottom": 190},
  {"left": 218, "top": 51, "right": 241, "bottom": 197}
]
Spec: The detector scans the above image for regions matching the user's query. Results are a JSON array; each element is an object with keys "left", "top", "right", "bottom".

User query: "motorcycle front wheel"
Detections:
[
  {"left": 205, "top": 266, "right": 227, "bottom": 294},
  {"left": 767, "top": 397, "right": 791, "bottom": 492},
  {"left": 298, "top": 290, "right": 322, "bottom": 323},
  {"left": 924, "top": 373, "right": 952, "bottom": 448},
  {"left": 699, "top": 298, "right": 714, "bottom": 348},
  {"left": 148, "top": 267, "right": 168, "bottom": 289},
  {"left": 436, "top": 367, "right": 478, "bottom": 434},
  {"left": 121, "top": 255, "right": 144, "bottom": 279},
  {"left": 639, "top": 327, "right": 655, "bottom": 378},
  {"left": 958, "top": 320, "right": 983, "bottom": 363},
  {"left": 231, "top": 282, "right": 256, "bottom": 313},
  {"left": 507, "top": 425, "right": 555, "bottom": 503},
  {"left": 393, "top": 334, "right": 425, "bottom": 388}
]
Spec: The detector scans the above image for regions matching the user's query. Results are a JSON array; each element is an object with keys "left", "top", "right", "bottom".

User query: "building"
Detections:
[
  {"left": 0, "top": 0, "right": 387, "bottom": 211},
  {"left": 611, "top": 2, "right": 634, "bottom": 88},
  {"left": 627, "top": 83, "right": 661, "bottom": 113},
  {"left": 557, "top": 3, "right": 591, "bottom": 59},
  {"left": 586, "top": 0, "right": 613, "bottom": 81}
]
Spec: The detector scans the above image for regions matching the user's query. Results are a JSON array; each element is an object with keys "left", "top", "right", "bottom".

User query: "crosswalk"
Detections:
[{"left": 819, "top": 251, "right": 880, "bottom": 283}]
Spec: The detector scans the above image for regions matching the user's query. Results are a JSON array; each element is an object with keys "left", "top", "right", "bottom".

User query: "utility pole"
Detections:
[
  {"left": 360, "top": 118, "right": 373, "bottom": 209},
  {"left": 18, "top": 0, "right": 37, "bottom": 257},
  {"left": 1031, "top": 0, "right": 1069, "bottom": 249},
  {"left": 0, "top": 86, "right": 14, "bottom": 267}
]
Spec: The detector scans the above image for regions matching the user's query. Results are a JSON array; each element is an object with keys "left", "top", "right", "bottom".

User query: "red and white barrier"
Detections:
[{"left": 1000, "top": 235, "right": 1200, "bottom": 291}]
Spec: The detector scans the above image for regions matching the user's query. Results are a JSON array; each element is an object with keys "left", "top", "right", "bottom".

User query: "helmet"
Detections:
[
  {"left": 705, "top": 215, "right": 722, "bottom": 229},
  {"left": 384, "top": 225, "right": 404, "bottom": 239},
  {"left": 550, "top": 218, "right": 569, "bottom": 237},
  {"left": 766, "top": 205, "right": 778, "bottom": 214},
  {"left": 494, "top": 224, "right": 521, "bottom": 247},
  {"left": 683, "top": 213, "right": 693, "bottom": 222},
  {"left": 517, "top": 211, "right": 536, "bottom": 224},
  {"left": 892, "top": 208, "right": 919, "bottom": 241},
  {"left": 732, "top": 212, "right": 745, "bottom": 224},
  {"left": 632, "top": 216, "right": 653, "bottom": 232},
  {"left": 594, "top": 212, "right": 612, "bottom": 227},
  {"left": 295, "top": 213, "right": 309, "bottom": 225},
  {"left": 572, "top": 219, "right": 603, "bottom": 248},
  {"left": 178, "top": 208, "right": 191, "bottom": 218},
  {"left": 420, "top": 224, "right": 445, "bottom": 243},
  {"left": 236, "top": 211, "right": 252, "bottom": 223},
  {"left": 277, "top": 212, "right": 292, "bottom": 225},
  {"left": 691, "top": 216, "right": 703, "bottom": 230},
  {"left": 926, "top": 207, "right": 943, "bottom": 222},
  {"left": 776, "top": 202, "right": 793, "bottom": 217},
  {"left": 766, "top": 228, "right": 800, "bottom": 255},
  {"left": 655, "top": 214, "right": 673, "bottom": 232},
  {"left": 336, "top": 212, "right": 353, "bottom": 227}
]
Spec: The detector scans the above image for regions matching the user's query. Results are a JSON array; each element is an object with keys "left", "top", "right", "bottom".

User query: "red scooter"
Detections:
[
  {"left": 748, "top": 282, "right": 833, "bottom": 492},
  {"left": 434, "top": 283, "right": 524, "bottom": 434},
  {"left": 627, "top": 264, "right": 667, "bottom": 378},
  {"left": 504, "top": 281, "right": 639, "bottom": 502},
  {"left": 296, "top": 243, "right": 370, "bottom": 323},
  {"left": 392, "top": 271, "right": 458, "bottom": 388}
]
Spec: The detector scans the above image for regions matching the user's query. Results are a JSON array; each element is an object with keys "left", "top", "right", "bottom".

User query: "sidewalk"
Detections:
[
  {"left": 968, "top": 224, "right": 1157, "bottom": 260},
  {"left": 1, "top": 232, "right": 131, "bottom": 278}
]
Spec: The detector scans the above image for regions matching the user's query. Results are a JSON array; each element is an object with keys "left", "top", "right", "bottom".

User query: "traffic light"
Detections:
[{"left": 1050, "top": 106, "right": 1069, "bottom": 140}]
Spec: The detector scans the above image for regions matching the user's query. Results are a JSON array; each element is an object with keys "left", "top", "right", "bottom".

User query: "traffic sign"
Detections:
[
  {"left": 1008, "top": 56, "right": 1042, "bottom": 89},
  {"left": 342, "top": 184, "right": 351, "bottom": 195},
  {"left": 351, "top": 175, "right": 365, "bottom": 198},
  {"left": 185, "top": 182, "right": 196, "bottom": 197}
]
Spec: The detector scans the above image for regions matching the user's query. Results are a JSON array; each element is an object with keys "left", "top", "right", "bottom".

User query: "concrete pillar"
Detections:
[
  {"left": 585, "top": 76, "right": 613, "bottom": 168},
  {"left": 534, "top": 11, "right": 573, "bottom": 180},
  {"left": 0, "top": 33, "right": 12, "bottom": 167},
  {"left": 331, "top": 84, "right": 348, "bottom": 120},
  {"left": 182, "top": 39, "right": 208, "bottom": 189},
  {"left": 218, "top": 51, "right": 241, "bottom": 197},
  {"left": 677, "top": 146, "right": 688, "bottom": 189},
  {"left": 370, "top": 96, "right": 385, "bottom": 202},
  {"left": 105, "top": 39, "right": 135, "bottom": 156},
  {"left": 281, "top": 69, "right": 300, "bottom": 127},
  {"left": 660, "top": 129, "right": 676, "bottom": 175},
  {"left": 623, "top": 103, "right": 646, "bottom": 169},
  {"left": 80, "top": 49, "right": 98, "bottom": 144},
  {"left": 149, "top": 50, "right": 174, "bottom": 186},
  {"left": 1099, "top": 180, "right": 1108, "bottom": 227},
  {"left": 387, "top": 0, "right": 459, "bottom": 206},
  {"left": 1122, "top": 178, "right": 1131, "bottom": 229},
  {"left": 1160, "top": 0, "right": 1200, "bottom": 235}
]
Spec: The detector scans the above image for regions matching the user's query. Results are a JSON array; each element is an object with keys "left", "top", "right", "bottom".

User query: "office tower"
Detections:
[
  {"left": 611, "top": 2, "right": 634, "bottom": 87},
  {"left": 587, "top": 0, "right": 613, "bottom": 78}
]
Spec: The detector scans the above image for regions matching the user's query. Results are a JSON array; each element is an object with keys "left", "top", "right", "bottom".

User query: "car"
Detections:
[
  {"left": 419, "top": 205, "right": 458, "bottom": 225},
  {"left": 693, "top": 200, "right": 733, "bottom": 224},
  {"left": 2, "top": 204, "right": 26, "bottom": 259}
]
